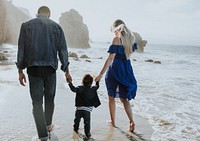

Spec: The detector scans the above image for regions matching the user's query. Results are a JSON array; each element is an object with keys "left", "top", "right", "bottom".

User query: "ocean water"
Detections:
[
  {"left": 69, "top": 42, "right": 200, "bottom": 141},
  {"left": 1, "top": 42, "right": 200, "bottom": 141},
  {"left": 130, "top": 44, "right": 200, "bottom": 141}
]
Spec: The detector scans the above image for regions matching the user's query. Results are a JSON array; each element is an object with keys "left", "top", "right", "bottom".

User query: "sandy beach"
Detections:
[
  {"left": 1, "top": 0, "right": 200, "bottom": 139},
  {"left": 0, "top": 46, "right": 153, "bottom": 141}
]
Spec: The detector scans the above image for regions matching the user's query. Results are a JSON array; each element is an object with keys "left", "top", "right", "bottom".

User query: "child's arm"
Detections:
[
  {"left": 93, "top": 81, "right": 100, "bottom": 90},
  {"left": 68, "top": 82, "right": 79, "bottom": 93},
  {"left": 93, "top": 81, "right": 101, "bottom": 108}
]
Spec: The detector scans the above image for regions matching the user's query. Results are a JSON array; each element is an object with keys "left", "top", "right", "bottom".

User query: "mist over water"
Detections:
[{"left": 11, "top": 0, "right": 200, "bottom": 46}]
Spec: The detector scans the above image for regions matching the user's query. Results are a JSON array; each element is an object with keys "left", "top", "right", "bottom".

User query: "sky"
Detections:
[{"left": 11, "top": 0, "right": 200, "bottom": 46}]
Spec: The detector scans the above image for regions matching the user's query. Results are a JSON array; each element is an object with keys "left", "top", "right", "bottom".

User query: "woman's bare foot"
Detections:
[
  {"left": 129, "top": 121, "right": 135, "bottom": 133},
  {"left": 108, "top": 120, "right": 116, "bottom": 127}
]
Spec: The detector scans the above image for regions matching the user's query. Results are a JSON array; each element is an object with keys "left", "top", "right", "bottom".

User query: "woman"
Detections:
[{"left": 95, "top": 19, "right": 137, "bottom": 132}]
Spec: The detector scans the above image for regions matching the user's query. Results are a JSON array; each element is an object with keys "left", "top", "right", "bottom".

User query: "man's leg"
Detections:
[
  {"left": 28, "top": 75, "right": 48, "bottom": 140},
  {"left": 44, "top": 73, "right": 56, "bottom": 128}
]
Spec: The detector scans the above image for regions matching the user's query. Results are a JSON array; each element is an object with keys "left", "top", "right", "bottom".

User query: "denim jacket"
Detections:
[{"left": 17, "top": 15, "right": 69, "bottom": 72}]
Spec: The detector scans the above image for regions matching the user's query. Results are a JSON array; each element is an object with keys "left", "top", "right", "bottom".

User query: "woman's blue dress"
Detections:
[{"left": 105, "top": 44, "right": 137, "bottom": 100}]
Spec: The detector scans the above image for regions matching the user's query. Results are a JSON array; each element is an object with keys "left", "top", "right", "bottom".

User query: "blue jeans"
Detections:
[{"left": 28, "top": 73, "right": 56, "bottom": 139}]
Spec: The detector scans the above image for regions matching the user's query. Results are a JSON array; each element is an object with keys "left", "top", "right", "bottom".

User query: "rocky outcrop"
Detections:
[
  {"left": 0, "top": 0, "right": 6, "bottom": 44},
  {"left": 4, "top": 1, "right": 30, "bottom": 45},
  {"left": 69, "top": 52, "right": 78, "bottom": 58},
  {"left": 59, "top": 9, "right": 90, "bottom": 48},
  {"left": 145, "top": 59, "right": 161, "bottom": 64},
  {"left": 0, "top": 52, "right": 8, "bottom": 61},
  {"left": 133, "top": 32, "right": 147, "bottom": 52},
  {"left": 80, "top": 54, "right": 90, "bottom": 59}
]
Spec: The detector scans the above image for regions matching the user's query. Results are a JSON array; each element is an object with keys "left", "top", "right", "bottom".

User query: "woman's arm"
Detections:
[
  {"left": 95, "top": 53, "right": 115, "bottom": 82},
  {"left": 95, "top": 37, "right": 119, "bottom": 82}
]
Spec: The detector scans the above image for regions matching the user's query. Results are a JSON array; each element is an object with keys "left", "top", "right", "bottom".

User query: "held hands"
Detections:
[
  {"left": 65, "top": 72, "right": 72, "bottom": 83},
  {"left": 19, "top": 72, "right": 26, "bottom": 86},
  {"left": 95, "top": 74, "right": 103, "bottom": 82}
]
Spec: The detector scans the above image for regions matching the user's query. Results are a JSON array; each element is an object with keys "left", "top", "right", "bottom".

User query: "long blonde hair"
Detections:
[{"left": 112, "top": 19, "right": 135, "bottom": 59}]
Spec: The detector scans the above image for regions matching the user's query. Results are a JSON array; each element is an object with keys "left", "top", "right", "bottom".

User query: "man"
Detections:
[{"left": 17, "top": 6, "right": 71, "bottom": 141}]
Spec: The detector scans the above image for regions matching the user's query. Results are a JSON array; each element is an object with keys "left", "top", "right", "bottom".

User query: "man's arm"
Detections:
[
  {"left": 57, "top": 26, "right": 69, "bottom": 72},
  {"left": 17, "top": 23, "right": 27, "bottom": 86},
  {"left": 57, "top": 26, "right": 72, "bottom": 82}
]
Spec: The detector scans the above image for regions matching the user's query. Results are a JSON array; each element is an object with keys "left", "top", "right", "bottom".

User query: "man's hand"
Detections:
[
  {"left": 19, "top": 72, "right": 26, "bottom": 86},
  {"left": 65, "top": 72, "right": 72, "bottom": 83}
]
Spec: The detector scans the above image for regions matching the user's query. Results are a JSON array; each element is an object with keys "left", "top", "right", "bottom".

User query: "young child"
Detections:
[{"left": 68, "top": 74, "right": 101, "bottom": 138}]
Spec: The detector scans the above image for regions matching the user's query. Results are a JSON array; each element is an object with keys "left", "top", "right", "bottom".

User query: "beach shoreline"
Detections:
[{"left": 0, "top": 59, "right": 153, "bottom": 141}]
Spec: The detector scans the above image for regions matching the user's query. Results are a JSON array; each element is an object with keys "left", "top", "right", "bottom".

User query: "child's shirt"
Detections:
[{"left": 68, "top": 81, "right": 101, "bottom": 110}]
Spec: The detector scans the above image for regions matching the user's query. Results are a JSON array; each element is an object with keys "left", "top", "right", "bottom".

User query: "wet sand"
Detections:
[{"left": 0, "top": 62, "right": 153, "bottom": 141}]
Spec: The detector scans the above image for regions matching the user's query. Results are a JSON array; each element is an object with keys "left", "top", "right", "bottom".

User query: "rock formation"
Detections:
[
  {"left": 0, "top": 52, "right": 8, "bottom": 61},
  {"left": 145, "top": 59, "right": 161, "bottom": 64},
  {"left": 68, "top": 52, "right": 78, "bottom": 58},
  {"left": 0, "top": 0, "right": 6, "bottom": 44},
  {"left": 4, "top": 1, "right": 30, "bottom": 45},
  {"left": 133, "top": 32, "right": 147, "bottom": 52},
  {"left": 59, "top": 9, "right": 90, "bottom": 48},
  {"left": 80, "top": 54, "right": 90, "bottom": 59}
]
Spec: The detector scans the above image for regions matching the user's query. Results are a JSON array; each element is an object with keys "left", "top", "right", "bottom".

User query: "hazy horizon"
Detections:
[{"left": 11, "top": 0, "right": 200, "bottom": 46}]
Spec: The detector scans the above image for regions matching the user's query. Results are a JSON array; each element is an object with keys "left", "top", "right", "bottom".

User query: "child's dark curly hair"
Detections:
[{"left": 82, "top": 74, "right": 93, "bottom": 87}]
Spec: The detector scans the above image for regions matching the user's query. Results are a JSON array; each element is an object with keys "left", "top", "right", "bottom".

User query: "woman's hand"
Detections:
[{"left": 95, "top": 74, "right": 102, "bottom": 82}]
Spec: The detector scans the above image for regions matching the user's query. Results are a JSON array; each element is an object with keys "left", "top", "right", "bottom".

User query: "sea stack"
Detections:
[{"left": 59, "top": 9, "right": 90, "bottom": 48}]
